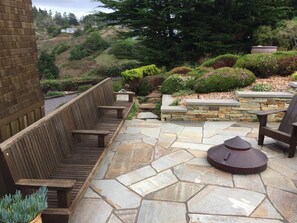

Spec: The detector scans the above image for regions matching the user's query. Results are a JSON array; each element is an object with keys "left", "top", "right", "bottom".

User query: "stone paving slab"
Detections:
[
  {"left": 251, "top": 198, "right": 283, "bottom": 220},
  {"left": 137, "top": 200, "right": 187, "bottom": 223},
  {"left": 233, "top": 174, "right": 266, "bottom": 193}
]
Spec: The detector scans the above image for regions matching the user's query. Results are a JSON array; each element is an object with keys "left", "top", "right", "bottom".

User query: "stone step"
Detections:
[
  {"left": 146, "top": 92, "right": 162, "bottom": 99},
  {"left": 147, "top": 97, "right": 161, "bottom": 104},
  {"left": 139, "top": 103, "right": 156, "bottom": 111}
]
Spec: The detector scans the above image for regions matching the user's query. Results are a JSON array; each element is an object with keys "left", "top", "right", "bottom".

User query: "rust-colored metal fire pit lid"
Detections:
[{"left": 207, "top": 136, "right": 268, "bottom": 174}]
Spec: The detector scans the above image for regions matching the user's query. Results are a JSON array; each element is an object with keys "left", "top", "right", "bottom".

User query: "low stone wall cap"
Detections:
[
  {"left": 289, "top": 82, "right": 297, "bottom": 88},
  {"left": 236, "top": 91, "right": 294, "bottom": 98},
  {"left": 161, "top": 105, "right": 187, "bottom": 113},
  {"left": 186, "top": 99, "right": 240, "bottom": 106}
]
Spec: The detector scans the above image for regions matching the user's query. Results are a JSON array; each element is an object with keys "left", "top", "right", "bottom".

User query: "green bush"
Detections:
[
  {"left": 169, "top": 66, "right": 193, "bottom": 75},
  {"left": 70, "top": 32, "right": 109, "bottom": 60},
  {"left": 127, "top": 103, "right": 139, "bottom": 120},
  {"left": 161, "top": 74, "right": 189, "bottom": 94},
  {"left": 112, "top": 79, "right": 124, "bottom": 92},
  {"left": 90, "top": 62, "right": 141, "bottom": 77},
  {"left": 292, "top": 71, "right": 297, "bottom": 80},
  {"left": 78, "top": 84, "right": 93, "bottom": 92},
  {"left": 138, "top": 76, "right": 164, "bottom": 96},
  {"left": 121, "top": 64, "right": 161, "bottom": 81},
  {"left": 188, "top": 66, "right": 214, "bottom": 78},
  {"left": 170, "top": 99, "right": 181, "bottom": 106},
  {"left": 110, "top": 38, "right": 143, "bottom": 60},
  {"left": 40, "top": 79, "right": 61, "bottom": 93},
  {"left": 201, "top": 54, "right": 239, "bottom": 69},
  {"left": 195, "top": 67, "right": 256, "bottom": 93},
  {"left": 173, "top": 89, "right": 195, "bottom": 96},
  {"left": 278, "top": 56, "right": 297, "bottom": 76},
  {"left": 51, "top": 43, "right": 70, "bottom": 56},
  {"left": 45, "top": 91, "right": 65, "bottom": 97},
  {"left": 251, "top": 83, "right": 272, "bottom": 92},
  {"left": 38, "top": 50, "right": 59, "bottom": 79},
  {"left": 60, "top": 79, "right": 79, "bottom": 91},
  {"left": 234, "top": 54, "right": 279, "bottom": 78}
]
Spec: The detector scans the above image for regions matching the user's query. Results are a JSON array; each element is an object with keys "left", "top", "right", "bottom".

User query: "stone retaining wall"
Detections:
[{"left": 161, "top": 92, "right": 294, "bottom": 122}]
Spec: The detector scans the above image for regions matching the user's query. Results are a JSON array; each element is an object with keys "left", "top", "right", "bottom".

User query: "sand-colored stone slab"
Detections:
[
  {"left": 70, "top": 198, "right": 112, "bottom": 223},
  {"left": 217, "top": 127, "right": 252, "bottom": 137},
  {"left": 188, "top": 214, "right": 283, "bottom": 223},
  {"left": 268, "top": 156, "right": 297, "bottom": 180},
  {"left": 152, "top": 150, "right": 194, "bottom": 172},
  {"left": 234, "top": 174, "right": 265, "bottom": 193},
  {"left": 261, "top": 168, "right": 297, "bottom": 193},
  {"left": 171, "top": 142, "right": 211, "bottom": 151},
  {"left": 143, "top": 137, "right": 157, "bottom": 146},
  {"left": 115, "top": 133, "right": 148, "bottom": 142},
  {"left": 114, "top": 209, "right": 138, "bottom": 223},
  {"left": 203, "top": 121, "right": 236, "bottom": 130},
  {"left": 130, "top": 170, "right": 178, "bottom": 196},
  {"left": 188, "top": 186, "right": 265, "bottom": 216},
  {"left": 174, "top": 163, "right": 233, "bottom": 187},
  {"left": 108, "top": 214, "right": 122, "bottom": 223},
  {"left": 94, "top": 150, "right": 115, "bottom": 179},
  {"left": 137, "top": 200, "right": 187, "bottom": 223},
  {"left": 83, "top": 188, "right": 101, "bottom": 198},
  {"left": 187, "top": 157, "right": 211, "bottom": 166},
  {"left": 251, "top": 198, "right": 283, "bottom": 219},
  {"left": 157, "top": 132, "right": 176, "bottom": 148},
  {"left": 177, "top": 127, "right": 203, "bottom": 143},
  {"left": 154, "top": 145, "right": 170, "bottom": 159},
  {"left": 267, "top": 186, "right": 297, "bottom": 223},
  {"left": 202, "top": 135, "right": 230, "bottom": 145},
  {"left": 187, "top": 150, "right": 207, "bottom": 157},
  {"left": 125, "top": 127, "right": 141, "bottom": 134},
  {"left": 141, "top": 127, "right": 161, "bottom": 138},
  {"left": 161, "top": 123, "right": 184, "bottom": 134},
  {"left": 106, "top": 143, "right": 153, "bottom": 178},
  {"left": 116, "top": 165, "right": 157, "bottom": 186},
  {"left": 91, "top": 180, "right": 141, "bottom": 209},
  {"left": 147, "top": 182, "right": 204, "bottom": 202}
]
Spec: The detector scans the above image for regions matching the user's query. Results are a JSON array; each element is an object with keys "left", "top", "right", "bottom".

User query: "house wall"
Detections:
[{"left": 0, "top": 0, "right": 44, "bottom": 142}]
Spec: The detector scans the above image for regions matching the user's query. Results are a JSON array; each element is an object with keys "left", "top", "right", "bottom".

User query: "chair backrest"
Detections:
[{"left": 278, "top": 94, "right": 297, "bottom": 134}]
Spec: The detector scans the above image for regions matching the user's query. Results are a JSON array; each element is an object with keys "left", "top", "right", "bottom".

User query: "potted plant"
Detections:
[{"left": 0, "top": 187, "right": 48, "bottom": 223}]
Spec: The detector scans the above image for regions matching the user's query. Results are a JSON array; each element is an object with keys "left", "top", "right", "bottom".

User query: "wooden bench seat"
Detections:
[
  {"left": 0, "top": 78, "right": 134, "bottom": 223},
  {"left": 72, "top": 129, "right": 110, "bottom": 147},
  {"left": 98, "top": 105, "right": 125, "bottom": 119}
]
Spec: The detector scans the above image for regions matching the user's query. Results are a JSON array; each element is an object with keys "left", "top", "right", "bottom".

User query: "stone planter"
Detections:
[
  {"left": 251, "top": 46, "right": 277, "bottom": 54},
  {"left": 29, "top": 213, "right": 42, "bottom": 223}
]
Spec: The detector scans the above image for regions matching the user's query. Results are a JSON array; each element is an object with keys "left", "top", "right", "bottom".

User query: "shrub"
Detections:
[
  {"left": 112, "top": 79, "right": 124, "bottom": 92},
  {"left": 195, "top": 67, "right": 256, "bottom": 93},
  {"left": 278, "top": 56, "right": 297, "bottom": 76},
  {"left": 161, "top": 74, "right": 189, "bottom": 94},
  {"left": 121, "top": 64, "right": 161, "bottom": 81},
  {"left": 51, "top": 43, "right": 70, "bottom": 56},
  {"left": 40, "top": 79, "right": 61, "bottom": 93},
  {"left": 251, "top": 83, "right": 272, "bottom": 92},
  {"left": 173, "top": 89, "right": 195, "bottom": 96},
  {"left": 138, "top": 76, "right": 164, "bottom": 96},
  {"left": 170, "top": 99, "right": 181, "bottom": 106},
  {"left": 234, "top": 54, "right": 279, "bottom": 78},
  {"left": 38, "top": 50, "right": 59, "bottom": 79},
  {"left": 188, "top": 66, "right": 214, "bottom": 78},
  {"left": 0, "top": 187, "right": 47, "bottom": 223},
  {"left": 169, "top": 66, "right": 193, "bottom": 75},
  {"left": 60, "top": 79, "right": 79, "bottom": 91},
  {"left": 201, "top": 54, "right": 239, "bottom": 69},
  {"left": 292, "top": 71, "right": 297, "bottom": 80},
  {"left": 127, "top": 103, "right": 139, "bottom": 120},
  {"left": 78, "top": 84, "right": 93, "bottom": 92},
  {"left": 45, "top": 91, "right": 65, "bottom": 97},
  {"left": 110, "top": 38, "right": 143, "bottom": 60}
]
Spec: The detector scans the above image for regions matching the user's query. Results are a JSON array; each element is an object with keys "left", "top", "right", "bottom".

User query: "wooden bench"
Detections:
[
  {"left": 98, "top": 105, "right": 126, "bottom": 119},
  {"left": 0, "top": 78, "right": 134, "bottom": 223},
  {"left": 72, "top": 129, "right": 110, "bottom": 147}
]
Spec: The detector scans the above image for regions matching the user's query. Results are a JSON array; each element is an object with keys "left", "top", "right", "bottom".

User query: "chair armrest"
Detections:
[
  {"left": 16, "top": 179, "right": 76, "bottom": 190},
  {"left": 16, "top": 179, "right": 76, "bottom": 208},
  {"left": 293, "top": 122, "right": 297, "bottom": 127},
  {"left": 249, "top": 109, "right": 287, "bottom": 116}
]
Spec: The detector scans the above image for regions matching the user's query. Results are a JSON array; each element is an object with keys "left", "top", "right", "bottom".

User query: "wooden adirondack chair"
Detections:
[{"left": 253, "top": 94, "right": 297, "bottom": 158}]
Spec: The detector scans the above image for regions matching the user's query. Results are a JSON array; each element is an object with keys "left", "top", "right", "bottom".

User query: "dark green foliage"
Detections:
[
  {"left": 201, "top": 54, "right": 239, "bottom": 69},
  {"left": 47, "top": 26, "right": 61, "bottom": 37},
  {"left": 0, "top": 187, "right": 47, "bottom": 223},
  {"left": 154, "top": 102, "right": 162, "bottom": 116},
  {"left": 235, "top": 54, "right": 279, "bottom": 78},
  {"left": 98, "top": 0, "right": 294, "bottom": 66},
  {"left": 110, "top": 38, "right": 144, "bottom": 60},
  {"left": 137, "top": 76, "right": 164, "bottom": 96},
  {"left": 188, "top": 67, "right": 214, "bottom": 78},
  {"left": 45, "top": 91, "right": 65, "bottom": 98},
  {"left": 40, "top": 79, "right": 61, "bottom": 93},
  {"left": 60, "top": 79, "right": 79, "bottom": 91},
  {"left": 128, "top": 103, "right": 139, "bottom": 120},
  {"left": 78, "top": 84, "right": 93, "bottom": 92},
  {"left": 170, "top": 99, "right": 181, "bottom": 106},
  {"left": 278, "top": 56, "right": 297, "bottom": 76},
  {"left": 251, "top": 83, "right": 272, "bottom": 92},
  {"left": 173, "top": 89, "right": 195, "bottom": 96},
  {"left": 70, "top": 32, "right": 109, "bottom": 60},
  {"left": 195, "top": 67, "right": 256, "bottom": 93},
  {"left": 38, "top": 50, "right": 59, "bottom": 79},
  {"left": 51, "top": 43, "right": 70, "bottom": 56},
  {"left": 112, "top": 79, "right": 124, "bottom": 92},
  {"left": 161, "top": 74, "right": 188, "bottom": 94},
  {"left": 169, "top": 66, "right": 193, "bottom": 75}
]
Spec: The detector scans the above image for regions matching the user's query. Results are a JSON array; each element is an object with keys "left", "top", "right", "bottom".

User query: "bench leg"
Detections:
[
  {"left": 98, "top": 135, "right": 106, "bottom": 147},
  {"left": 57, "top": 190, "right": 71, "bottom": 208},
  {"left": 117, "top": 109, "right": 124, "bottom": 119},
  {"left": 128, "top": 94, "right": 133, "bottom": 102}
]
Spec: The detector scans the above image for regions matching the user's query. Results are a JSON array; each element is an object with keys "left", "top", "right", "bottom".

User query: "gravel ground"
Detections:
[{"left": 178, "top": 76, "right": 293, "bottom": 105}]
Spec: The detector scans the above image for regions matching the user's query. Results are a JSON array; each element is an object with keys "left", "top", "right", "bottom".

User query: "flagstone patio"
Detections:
[{"left": 70, "top": 120, "right": 297, "bottom": 223}]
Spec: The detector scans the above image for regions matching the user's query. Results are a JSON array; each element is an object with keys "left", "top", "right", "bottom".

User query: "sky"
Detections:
[{"left": 31, "top": 0, "right": 110, "bottom": 19}]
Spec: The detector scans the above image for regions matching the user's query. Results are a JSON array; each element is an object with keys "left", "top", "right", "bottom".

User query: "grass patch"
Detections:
[
  {"left": 45, "top": 91, "right": 65, "bottom": 98},
  {"left": 169, "top": 99, "right": 181, "bottom": 106},
  {"left": 251, "top": 83, "right": 272, "bottom": 92},
  {"left": 127, "top": 103, "right": 139, "bottom": 120},
  {"left": 154, "top": 102, "right": 162, "bottom": 116}
]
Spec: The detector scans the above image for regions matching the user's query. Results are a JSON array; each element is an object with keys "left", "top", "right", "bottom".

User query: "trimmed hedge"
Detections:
[
  {"left": 188, "top": 66, "right": 214, "bottom": 78},
  {"left": 234, "top": 54, "right": 278, "bottom": 78},
  {"left": 161, "top": 74, "right": 189, "bottom": 94},
  {"left": 278, "top": 56, "right": 297, "bottom": 76},
  {"left": 201, "top": 54, "right": 239, "bottom": 69},
  {"left": 121, "top": 64, "right": 161, "bottom": 81},
  {"left": 195, "top": 67, "right": 256, "bottom": 93},
  {"left": 169, "top": 66, "right": 193, "bottom": 75}
]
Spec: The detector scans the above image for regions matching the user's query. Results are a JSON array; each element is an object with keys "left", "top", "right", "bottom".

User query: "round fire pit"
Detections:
[{"left": 207, "top": 136, "right": 268, "bottom": 174}]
